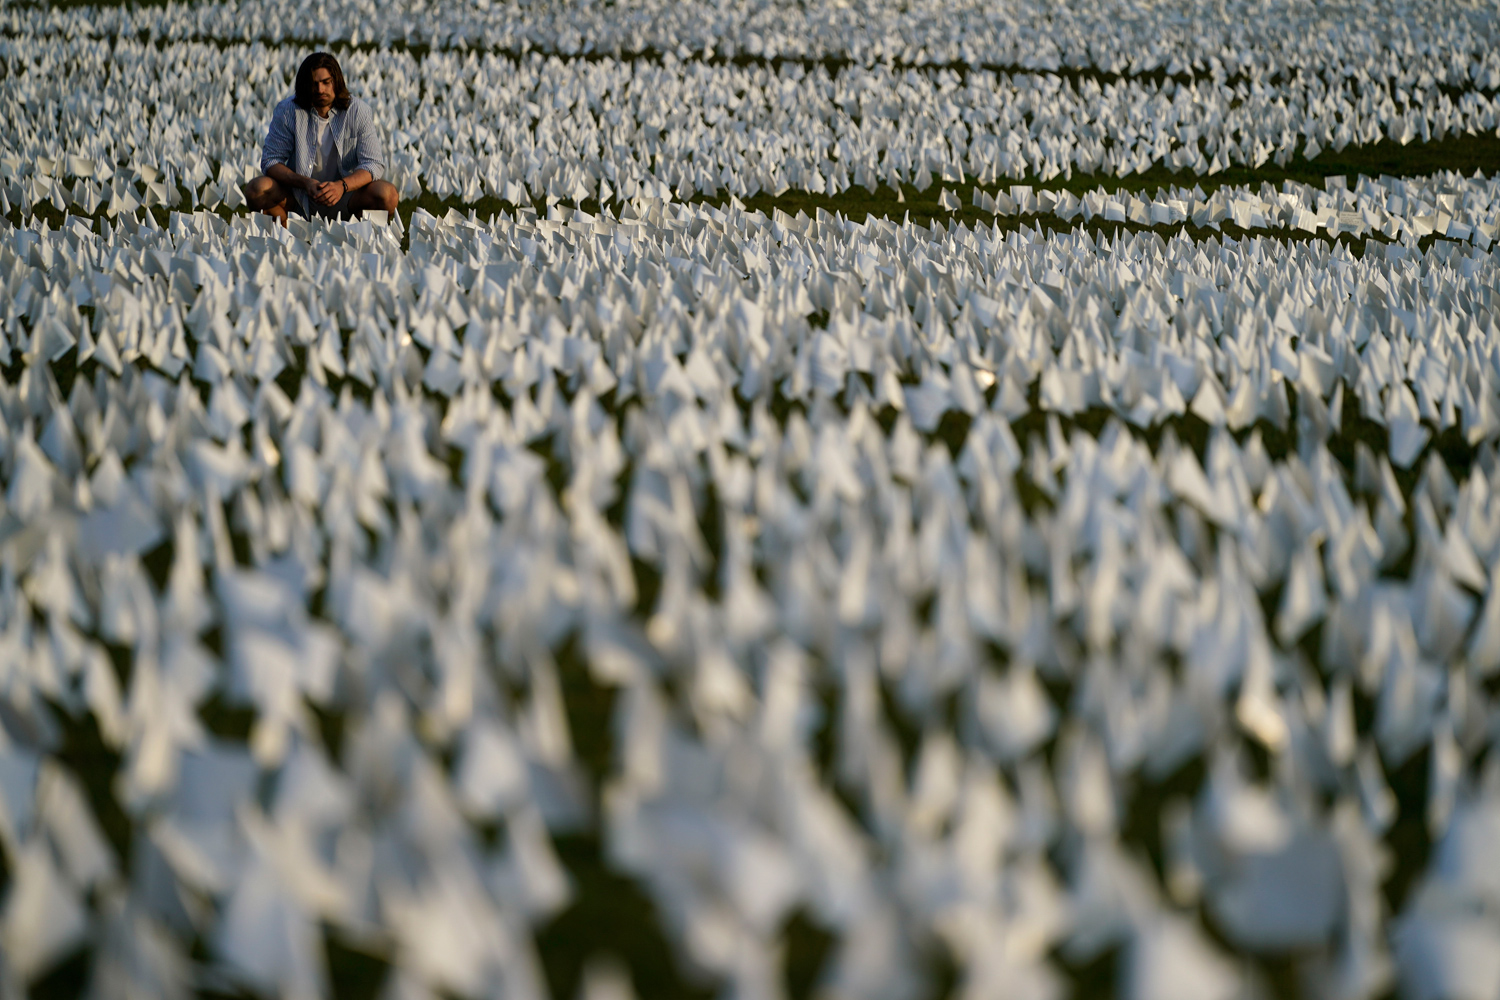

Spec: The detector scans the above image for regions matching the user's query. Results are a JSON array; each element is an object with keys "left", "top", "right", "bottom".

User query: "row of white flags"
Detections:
[
  {"left": 7, "top": 0, "right": 1500, "bottom": 87},
  {"left": 0, "top": 185, "right": 1499, "bottom": 997},
  {"left": 2, "top": 34, "right": 1500, "bottom": 215}
]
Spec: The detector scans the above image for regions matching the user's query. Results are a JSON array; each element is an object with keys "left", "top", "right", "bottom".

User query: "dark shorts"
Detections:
[{"left": 291, "top": 188, "right": 358, "bottom": 220}]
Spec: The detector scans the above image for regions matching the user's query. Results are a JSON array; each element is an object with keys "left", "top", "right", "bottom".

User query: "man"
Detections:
[{"left": 244, "top": 52, "right": 399, "bottom": 225}]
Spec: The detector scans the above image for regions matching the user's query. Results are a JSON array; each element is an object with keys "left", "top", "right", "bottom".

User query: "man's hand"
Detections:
[{"left": 310, "top": 179, "right": 344, "bottom": 207}]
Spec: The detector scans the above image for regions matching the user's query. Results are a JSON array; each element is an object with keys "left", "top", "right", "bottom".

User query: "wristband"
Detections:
[{"left": 341, "top": 179, "right": 348, "bottom": 198}]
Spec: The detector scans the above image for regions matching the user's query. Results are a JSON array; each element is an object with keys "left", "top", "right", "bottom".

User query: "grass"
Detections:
[{"left": 722, "top": 130, "right": 1500, "bottom": 232}]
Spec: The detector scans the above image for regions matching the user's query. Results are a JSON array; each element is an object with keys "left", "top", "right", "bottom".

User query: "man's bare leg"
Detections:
[
  {"left": 348, "top": 180, "right": 400, "bottom": 220},
  {"left": 243, "top": 175, "right": 294, "bottom": 227}
]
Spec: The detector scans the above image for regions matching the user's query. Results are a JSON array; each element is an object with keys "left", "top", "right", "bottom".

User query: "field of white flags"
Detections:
[{"left": 6, "top": 0, "right": 1500, "bottom": 998}]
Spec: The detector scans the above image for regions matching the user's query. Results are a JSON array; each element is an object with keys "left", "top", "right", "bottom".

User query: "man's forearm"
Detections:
[
  {"left": 341, "top": 169, "right": 373, "bottom": 191},
  {"left": 266, "top": 163, "right": 309, "bottom": 191}
]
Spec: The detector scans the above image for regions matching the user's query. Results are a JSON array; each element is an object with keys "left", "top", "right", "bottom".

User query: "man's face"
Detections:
[{"left": 310, "top": 67, "right": 336, "bottom": 110}]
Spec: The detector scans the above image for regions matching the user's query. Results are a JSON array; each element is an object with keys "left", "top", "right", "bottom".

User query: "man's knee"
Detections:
[
  {"left": 244, "top": 175, "right": 281, "bottom": 207},
  {"left": 368, "top": 180, "right": 398, "bottom": 212}
]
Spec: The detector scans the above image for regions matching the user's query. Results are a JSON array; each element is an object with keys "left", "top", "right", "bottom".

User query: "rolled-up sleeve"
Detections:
[
  {"left": 260, "top": 102, "right": 295, "bottom": 173},
  {"left": 352, "top": 103, "right": 386, "bottom": 181}
]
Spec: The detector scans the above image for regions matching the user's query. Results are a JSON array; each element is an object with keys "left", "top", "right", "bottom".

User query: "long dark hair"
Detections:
[{"left": 294, "top": 52, "right": 352, "bottom": 112}]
